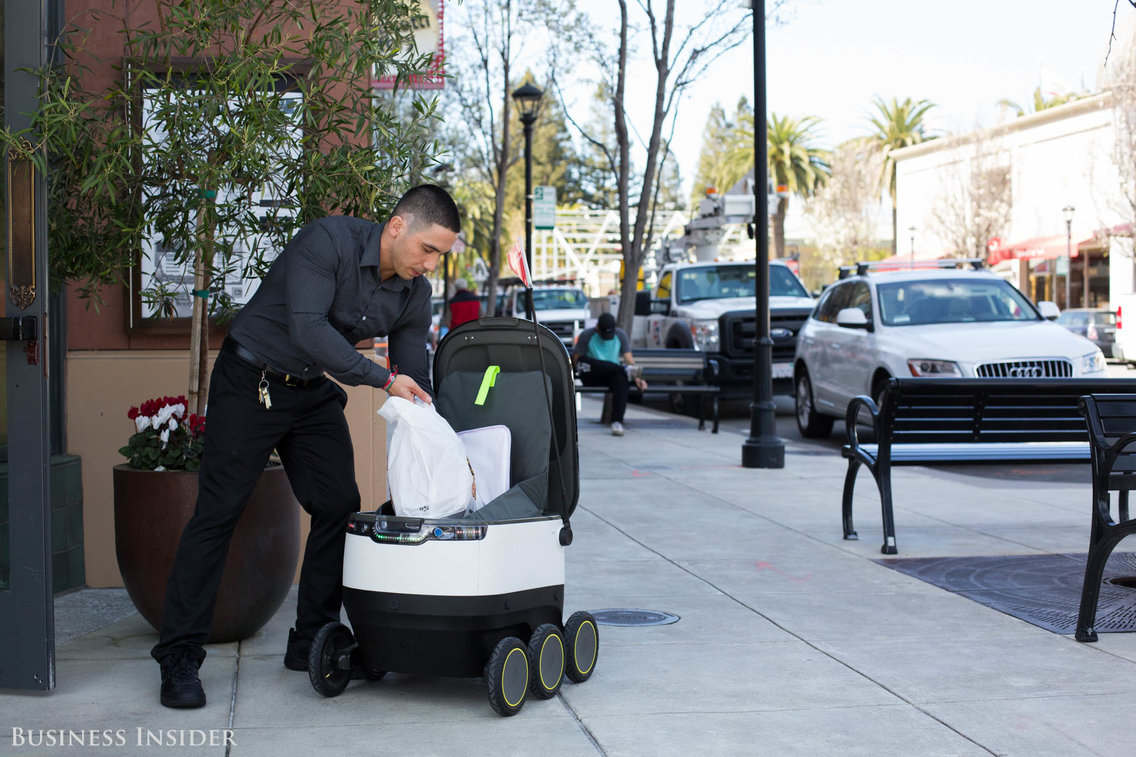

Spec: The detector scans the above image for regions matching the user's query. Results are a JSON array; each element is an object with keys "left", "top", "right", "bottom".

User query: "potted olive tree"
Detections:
[{"left": 2, "top": 0, "right": 445, "bottom": 641}]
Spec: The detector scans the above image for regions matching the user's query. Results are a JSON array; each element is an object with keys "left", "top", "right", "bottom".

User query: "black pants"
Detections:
[
  {"left": 151, "top": 348, "right": 360, "bottom": 663},
  {"left": 579, "top": 358, "right": 629, "bottom": 423}
]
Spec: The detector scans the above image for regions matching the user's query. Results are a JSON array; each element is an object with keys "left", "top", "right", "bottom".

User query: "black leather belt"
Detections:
[{"left": 223, "top": 340, "right": 324, "bottom": 387}]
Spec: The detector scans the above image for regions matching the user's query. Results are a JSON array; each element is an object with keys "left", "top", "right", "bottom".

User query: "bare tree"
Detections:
[
  {"left": 549, "top": 1, "right": 787, "bottom": 331},
  {"left": 445, "top": 0, "right": 528, "bottom": 316},
  {"left": 927, "top": 134, "right": 1012, "bottom": 258},
  {"left": 803, "top": 137, "right": 885, "bottom": 279},
  {"left": 1110, "top": 23, "right": 1136, "bottom": 230}
]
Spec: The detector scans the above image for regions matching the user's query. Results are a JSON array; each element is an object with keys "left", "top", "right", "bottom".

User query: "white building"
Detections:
[{"left": 892, "top": 91, "right": 1133, "bottom": 309}]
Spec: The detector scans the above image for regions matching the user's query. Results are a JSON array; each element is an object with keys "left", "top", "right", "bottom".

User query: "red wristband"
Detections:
[{"left": 382, "top": 370, "right": 398, "bottom": 391}]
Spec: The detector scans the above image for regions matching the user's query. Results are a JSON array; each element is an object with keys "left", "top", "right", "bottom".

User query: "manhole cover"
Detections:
[
  {"left": 592, "top": 609, "right": 680, "bottom": 627},
  {"left": 875, "top": 552, "right": 1136, "bottom": 635}
]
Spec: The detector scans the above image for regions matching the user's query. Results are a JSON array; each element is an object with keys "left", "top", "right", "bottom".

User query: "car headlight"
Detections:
[
  {"left": 691, "top": 319, "right": 719, "bottom": 352},
  {"left": 907, "top": 359, "right": 962, "bottom": 377},
  {"left": 1081, "top": 350, "right": 1106, "bottom": 374}
]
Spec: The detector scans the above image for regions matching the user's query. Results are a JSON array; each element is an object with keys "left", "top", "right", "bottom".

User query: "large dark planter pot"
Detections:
[{"left": 113, "top": 464, "right": 301, "bottom": 643}]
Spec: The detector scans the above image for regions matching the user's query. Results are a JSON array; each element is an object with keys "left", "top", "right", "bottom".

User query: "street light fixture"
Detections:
[
  {"left": 907, "top": 226, "right": 916, "bottom": 266},
  {"left": 512, "top": 82, "right": 543, "bottom": 321},
  {"left": 1062, "top": 205, "right": 1075, "bottom": 309},
  {"left": 741, "top": 0, "right": 784, "bottom": 469}
]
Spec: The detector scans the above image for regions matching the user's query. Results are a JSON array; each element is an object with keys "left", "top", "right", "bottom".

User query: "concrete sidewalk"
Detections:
[{"left": 6, "top": 394, "right": 1136, "bottom": 756}]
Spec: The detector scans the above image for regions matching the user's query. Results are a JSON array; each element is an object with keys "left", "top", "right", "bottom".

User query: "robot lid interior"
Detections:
[{"left": 433, "top": 317, "right": 580, "bottom": 521}]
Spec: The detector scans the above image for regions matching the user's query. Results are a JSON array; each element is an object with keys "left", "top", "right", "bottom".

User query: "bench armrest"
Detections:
[{"left": 844, "top": 394, "right": 879, "bottom": 452}]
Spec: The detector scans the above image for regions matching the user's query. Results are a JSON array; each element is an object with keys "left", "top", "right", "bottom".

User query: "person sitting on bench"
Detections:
[{"left": 575, "top": 312, "right": 647, "bottom": 437}]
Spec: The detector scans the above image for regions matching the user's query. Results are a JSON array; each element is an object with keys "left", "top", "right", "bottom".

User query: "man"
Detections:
[
  {"left": 152, "top": 184, "right": 460, "bottom": 709},
  {"left": 445, "top": 277, "right": 481, "bottom": 329},
  {"left": 574, "top": 312, "right": 647, "bottom": 436}
]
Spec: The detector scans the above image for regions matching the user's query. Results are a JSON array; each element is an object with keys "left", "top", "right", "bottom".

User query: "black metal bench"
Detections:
[
  {"left": 575, "top": 348, "right": 720, "bottom": 433},
  {"left": 1075, "top": 393, "right": 1136, "bottom": 642},
  {"left": 842, "top": 378, "right": 1136, "bottom": 554}
]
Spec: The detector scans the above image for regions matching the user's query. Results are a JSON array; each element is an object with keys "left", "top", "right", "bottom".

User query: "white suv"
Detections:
[{"left": 793, "top": 262, "right": 1108, "bottom": 438}]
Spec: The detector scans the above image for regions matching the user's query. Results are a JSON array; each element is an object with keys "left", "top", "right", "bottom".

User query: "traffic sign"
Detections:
[{"left": 533, "top": 186, "right": 556, "bottom": 230}]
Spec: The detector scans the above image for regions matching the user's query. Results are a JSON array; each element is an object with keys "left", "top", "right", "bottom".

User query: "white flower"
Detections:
[
  {"left": 135, "top": 415, "right": 151, "bottom": 433},
  {"left": 168, "top": 418, "right": 178, "bottom": 431},
  {"left": 160, "top": 428, "right": 170, "bottom": 444},
  {"left": 155, "top": 403, "right": 179, "bottom": 427}
]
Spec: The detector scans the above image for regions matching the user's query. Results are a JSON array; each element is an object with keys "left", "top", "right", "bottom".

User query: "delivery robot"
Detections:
[{"left": 307, "top": 317, "right": 598, "bottom": 716}]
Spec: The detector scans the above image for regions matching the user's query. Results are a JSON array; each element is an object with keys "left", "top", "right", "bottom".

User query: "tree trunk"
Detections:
[
  {"left": 772, "top": 196, "right": 788, "bottom": 260},
  {"left": 890, "top": 195, "right": 898, "bottom": 257},
  {"left": 188, "top": 200, "right": 214, "bottom": 416},
  {"left": 614, "top": 0, "right": 633, "bottom": 330},
  {"left": 485, "top": 33, "right": 512, "bottom": 317}
]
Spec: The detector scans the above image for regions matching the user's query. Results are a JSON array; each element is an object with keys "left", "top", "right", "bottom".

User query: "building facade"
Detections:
[{"left": 893, "top": 93, "right": 1133, "bottom": 309}]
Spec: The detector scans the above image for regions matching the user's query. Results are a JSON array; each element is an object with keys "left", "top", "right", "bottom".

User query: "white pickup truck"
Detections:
[
  {"left": 631, "top": 260, "right": 816, "bottom": 398},
  {"left": 507, "top": 284, "right": 592, "bottom": 349}
]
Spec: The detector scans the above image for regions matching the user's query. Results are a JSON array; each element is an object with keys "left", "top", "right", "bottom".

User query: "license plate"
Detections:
[{"left": 771, "top": 362, "right": 794, "bottom": 379}]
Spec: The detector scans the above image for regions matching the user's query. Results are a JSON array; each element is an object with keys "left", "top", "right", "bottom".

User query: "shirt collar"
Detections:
[
  {"left": 368, "top": 221, "right": 414, "bottom": 292},
  {"left": 360, "top": 221, "right": 383, "bottom": 269}
]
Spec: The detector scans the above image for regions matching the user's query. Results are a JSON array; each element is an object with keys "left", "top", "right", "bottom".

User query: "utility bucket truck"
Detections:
[{"left": 630, "top": 187, "right": 815, "bottom": 398}]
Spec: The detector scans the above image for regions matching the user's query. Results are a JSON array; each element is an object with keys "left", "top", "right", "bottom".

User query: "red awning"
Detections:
[{"left": 987, "top": 234, "right": 1091, "bottom": 265}]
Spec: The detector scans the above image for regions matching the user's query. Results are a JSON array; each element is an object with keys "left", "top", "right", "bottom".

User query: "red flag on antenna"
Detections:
[{"left": 507, "top": 237, "right": 533, "bottom": 288}]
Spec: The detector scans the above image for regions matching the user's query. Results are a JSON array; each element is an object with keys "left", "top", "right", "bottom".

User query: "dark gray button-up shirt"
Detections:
[{"left": 228, "top": 215, "right": 432, "bottom": 394}]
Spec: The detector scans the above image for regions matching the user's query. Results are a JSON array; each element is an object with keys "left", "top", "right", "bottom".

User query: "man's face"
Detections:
[{"left": 387, "top": 215, "right": 457, "bottom": 280}]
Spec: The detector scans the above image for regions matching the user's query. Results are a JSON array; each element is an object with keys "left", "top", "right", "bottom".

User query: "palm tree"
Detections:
[
  {"left": 997, "top": 86, "right": 1081, "bottom": 117},
  {"left": 868, "top": 96, "right": 936, "bottom": 255},
  {"left": 731, "top": 112, "right": 830, "bottom": 260}
]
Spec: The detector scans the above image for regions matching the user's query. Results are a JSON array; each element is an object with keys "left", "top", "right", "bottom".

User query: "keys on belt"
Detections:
[
  {"left": 225, "top": 339, "right": 323, "bottom": 389},
  {"left": 258, "top": 371, "right": 273, "bottom": 410}
]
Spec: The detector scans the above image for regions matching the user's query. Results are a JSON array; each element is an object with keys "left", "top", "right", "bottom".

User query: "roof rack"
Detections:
[{"left": 837, "top": 258, "right": 986, "bottom": 279}]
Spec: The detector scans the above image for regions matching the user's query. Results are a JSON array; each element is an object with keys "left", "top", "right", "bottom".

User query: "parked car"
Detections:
[
  {"left": 793, "top": 262, "right": 1108, "bottom": 438},
  {"left": 508, "top": 285, "right": 592, "bottom": 348},
  {"left": 1056, "top": 308, "right": 1116, "bottom": 358}
]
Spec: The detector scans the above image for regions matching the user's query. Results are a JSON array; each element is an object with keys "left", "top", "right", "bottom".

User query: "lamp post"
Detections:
[
  {"left": 741, "top": 0, "right": 784, "bottom": 469},
  {"left": 1062, "top": 205, "right": 1075, "bottom": 309},
  {"left": 512, "top": 82, "right": 543, "bottom": 321},
  {"left": 908, "top": 225, "right": 916, "bottom": 266}
]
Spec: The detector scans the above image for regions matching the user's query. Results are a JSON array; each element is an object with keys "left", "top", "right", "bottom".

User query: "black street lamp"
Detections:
[
  {"left": 741, "top": 0, "right": 784, "bottom": 469},
  {"left": 512, "top": 82, "right": 543, "bottom": 320},
  {"left": 1062, "top": 204, "right": 1075, "bottom": 309}
]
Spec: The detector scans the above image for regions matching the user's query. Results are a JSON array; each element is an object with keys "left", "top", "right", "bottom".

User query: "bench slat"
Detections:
[{"left": 853, "top": 441, "right": 1090, "bottom": 463}]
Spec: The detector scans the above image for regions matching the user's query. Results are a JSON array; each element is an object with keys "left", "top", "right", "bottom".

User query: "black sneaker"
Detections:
[
  {"left": 159, "top": 653, "right": 206, "bottom": 709},
  {"left": 284, "top": 627, "right": 310, "bottom": 671}
]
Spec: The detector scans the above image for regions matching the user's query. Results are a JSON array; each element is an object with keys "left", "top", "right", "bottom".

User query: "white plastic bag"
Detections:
[
  {"left": 458, "top": 425, "right": 512, "bottom": 514},
  {"left": 378, "top": 397, "right": 473, "bottom": 519}
]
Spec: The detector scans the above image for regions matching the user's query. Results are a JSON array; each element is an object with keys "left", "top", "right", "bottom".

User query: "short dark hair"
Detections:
[{"left": 392, "top": 184, "right": 461, "bottom": 234}]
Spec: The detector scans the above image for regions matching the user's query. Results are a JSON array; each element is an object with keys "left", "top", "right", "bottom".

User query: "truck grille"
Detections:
[
  {"left": 721, "top": 309, "right": 811, "bottom": 360},
  {"left": 541, "top": 319, "right": 579, "bottom": 342},
  {"left": 975, "top": 359, "right": 1073, "bottom": 378}
]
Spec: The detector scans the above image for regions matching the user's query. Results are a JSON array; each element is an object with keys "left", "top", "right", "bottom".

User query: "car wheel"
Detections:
[
  {"left": 795, "top": 371, "right": 834, "bottom": 439},
  {"left": 871, "top": 373, "right": 893, "bottom": 410}
]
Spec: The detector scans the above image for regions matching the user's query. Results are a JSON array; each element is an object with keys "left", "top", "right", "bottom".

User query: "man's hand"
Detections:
[{"left": 386, "top": 374, "right": 432, "bottom": 403}]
